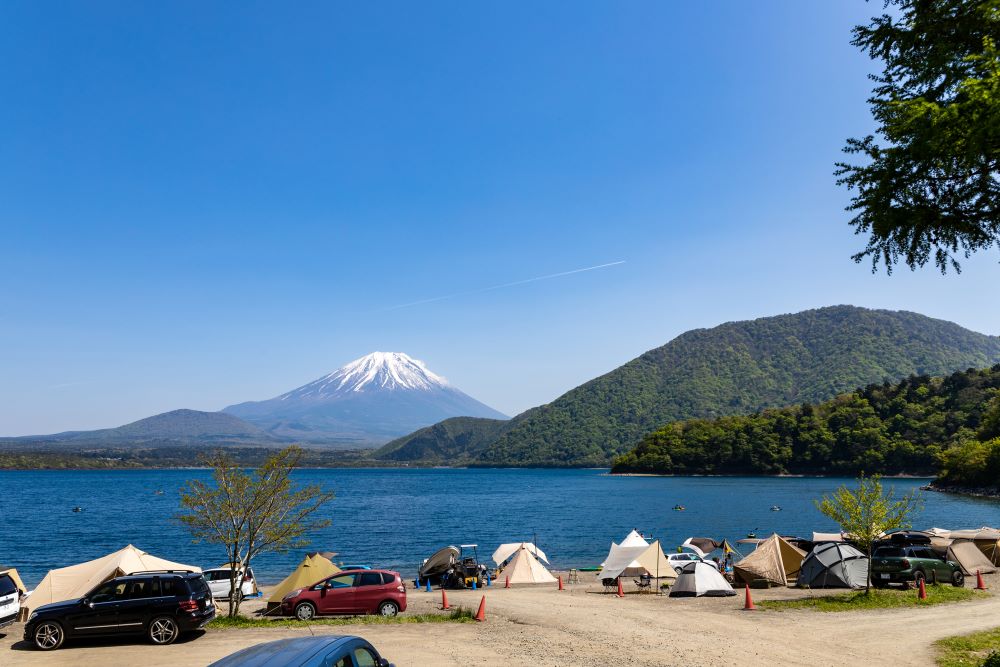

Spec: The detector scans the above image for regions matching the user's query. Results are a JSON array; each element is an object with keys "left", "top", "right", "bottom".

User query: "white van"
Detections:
[
  {"left": 0, "top": 571, "right": 22, "bottom": 629},
  {"left": 202, "top": 567, "right": 257, "bottom": 601}
]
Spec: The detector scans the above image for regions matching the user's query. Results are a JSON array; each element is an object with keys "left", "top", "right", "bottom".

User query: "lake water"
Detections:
[{"left": 2, "top": 468, "right": 998, "bottom": 587}]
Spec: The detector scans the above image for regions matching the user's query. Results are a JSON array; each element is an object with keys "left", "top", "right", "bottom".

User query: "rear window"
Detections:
[
  {"left": 0, "top": 574, "right": 17, "bottom": 596},
  {"left": 380, "top": 572, "right": 396, "bottom": 585},
  {"left": 152, "top": 577, "right": 187, "bottom": 597},
  {"left": 358, "top": 572, "right": 383, "bottom": 586},
  {"left": 204, "top": 570, "right": 235, "bottom": 581},
  {"left": 187, "top": 577, "right": 210, "bottom": 597},
  {"left": 874, "top": 547, "right": 904, "bottom": 557}
]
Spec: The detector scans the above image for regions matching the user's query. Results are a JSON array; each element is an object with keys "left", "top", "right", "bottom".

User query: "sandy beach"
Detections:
[{"left": 2, "top": 572, "right": 997, "bottom": 666}]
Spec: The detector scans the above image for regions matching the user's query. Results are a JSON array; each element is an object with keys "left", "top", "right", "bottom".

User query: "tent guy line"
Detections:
[{"left": 373, "top": 261, "right": 627, "bottom": 312}]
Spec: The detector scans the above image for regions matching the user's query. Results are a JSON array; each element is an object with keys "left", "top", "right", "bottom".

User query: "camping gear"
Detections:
[
  {"left": 945, "top": 541, "right": 998, "bottom": 576},
  {"left": 669, "top": 561, "right": 736, "bottom": 597},
  {"left": 682, "top": 537, "right": 743, "bottom": 559},
  {"left": 26, "top": 545, "right": 199, "bottom": 613},
  {"left": 618, "top": 530, "right": 649, "bottom": 547},
  {"left": 734, "top": 534, "right": 806, "bottom": 587},
  {"left": 502, "top": 545, "right": 557, "bottom": 584},
  {"left": 942, "top": 528, "right": 1000, "bottom": 565},
  {"left": 812, "top": 531, "right": 847, "bottom": 543},
  {"left": 267, "top": 554, "right": 340, "bottom": 607},
  {"left": 797, "top": 542, "right": 868, "bottom": 589},
  {"left": 418, "top": 546, "right": 460, "bottom": 584},
  {"left": 597, "top": 540, "right": 677, "bottom": 582},
  {"left": 492, "top": 542, "right": 549, "bottom": 565}
]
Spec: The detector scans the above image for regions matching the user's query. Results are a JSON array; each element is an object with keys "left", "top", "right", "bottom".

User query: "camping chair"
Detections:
[
  {"left": 601, "top": 578, "right": 618, "bottom": 593},
  {"left": 633, "top": 573, "right": 652, "bottom": 592}
]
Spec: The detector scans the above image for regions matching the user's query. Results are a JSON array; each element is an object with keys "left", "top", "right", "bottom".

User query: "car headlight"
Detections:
[
  {"left": 282, "top": 589, "right": 303, "bottom": 601},
  {"left": 27, "top": 612, "right": 38, "bottom": 622}
]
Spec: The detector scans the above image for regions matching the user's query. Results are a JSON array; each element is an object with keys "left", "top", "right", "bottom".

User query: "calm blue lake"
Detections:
[{"left": 2, "top": 468, "right": 998, "bottom": 587}]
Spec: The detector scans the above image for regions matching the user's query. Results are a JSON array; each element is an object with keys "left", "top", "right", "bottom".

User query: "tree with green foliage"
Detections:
[
  {"left": 837, "top": 0, "right": 1000, "bottom": 273},
  {"left": 815, "top": 475, "right": 922, "bottom": 593},
  {"left": 178, "top": 446, "right": 334, "bottom": 617}
]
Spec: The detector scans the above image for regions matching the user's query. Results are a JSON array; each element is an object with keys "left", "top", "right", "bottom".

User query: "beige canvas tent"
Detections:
[
  {"left": 268, "top": 554, "right": 340, "bottom": 606},
  {"left": 598, "top": 540, "right": 677, "bottom": 582},
  {"left": 26, "top": 545, "right": 199, "bottom": 613},
  {"left": 492, "top": 542, "right": 549, "bottom": 565},
  {"left": 503, "top": 545, "right": 557, "bottom": 584},
  {"left": 946, "top": 541, "right": 998, "bottom": 575},
  {"left": 947, "top": 529, "right": 1000, "bottom": 566},
  {"left": 734, "top": 534, "right": 806, "bottom": 586}
]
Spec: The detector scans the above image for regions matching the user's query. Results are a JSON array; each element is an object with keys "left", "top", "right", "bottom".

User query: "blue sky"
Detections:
[{"left": 3, "top": 1, "right": 999, "bottom": 435}]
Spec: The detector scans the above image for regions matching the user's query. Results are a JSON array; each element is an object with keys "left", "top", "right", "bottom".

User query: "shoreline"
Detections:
[{"left": 921, "top": 483, "right": 1000, "bottom": 500}]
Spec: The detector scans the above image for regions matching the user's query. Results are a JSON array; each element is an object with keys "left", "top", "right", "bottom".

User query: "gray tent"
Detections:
[{"left": 797, "top": 542, "right": 868, "bottom": 589}]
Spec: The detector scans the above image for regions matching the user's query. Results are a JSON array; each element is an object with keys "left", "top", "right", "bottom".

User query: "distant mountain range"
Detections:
[
  {"left": 3, "top": 352, "right": 505, "bottom": 449},
  {"left": 376, "top": 306, "right": 1000, "bottom": 466},
  {"left": 223, "top": 352, "right": 507, "bottom": 444}
]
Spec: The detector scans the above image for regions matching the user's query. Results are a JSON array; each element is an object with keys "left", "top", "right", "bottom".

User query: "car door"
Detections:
[
  {"left": 354, "top": 572, "right": 384, "bottom": 613},
  {"left": 317, "top": 574, "right": 357, "bottom": 614},
  {"left": 68, "top": 580, "right": 126, "bottom": 635},
  {"left": 116, "top": 577, "right": 155, "bottom": 634}
]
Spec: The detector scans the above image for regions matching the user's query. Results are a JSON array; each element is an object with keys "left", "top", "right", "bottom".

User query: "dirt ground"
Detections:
[{"left": 2, "top": 572, "right": 998, "bottom": 667}]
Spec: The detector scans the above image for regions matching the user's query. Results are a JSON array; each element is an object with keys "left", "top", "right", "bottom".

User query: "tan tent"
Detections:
[
  {"left": 947, "top": 529, "right": 1000, "bottom": 566},
  {"left": 503, "top": 545, "right": 557, "bottom": 584},
  {"left": 734, "top": 534, "right": 806, "bottom": 586},
  {"left": 946, "top": 541, "right": 998, "bottom": 575},
  {"left": 26, "top": 545, "right": 199, "bottom": 613},
  {"left": 598, "top": 540, "right": 677, "bottom": 582},
  {"left": 267, "top": 554, "right": 340, "bottom": 606}
]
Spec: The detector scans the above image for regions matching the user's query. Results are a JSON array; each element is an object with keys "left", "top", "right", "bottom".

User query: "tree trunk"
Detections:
[{"left": 865, "top": 545, "right": 872, "bottom": 594}]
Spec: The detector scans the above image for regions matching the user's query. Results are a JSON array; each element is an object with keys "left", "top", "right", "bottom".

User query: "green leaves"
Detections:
[{"left": 838, "top": 0, "right": 1000, "bottom": 273}]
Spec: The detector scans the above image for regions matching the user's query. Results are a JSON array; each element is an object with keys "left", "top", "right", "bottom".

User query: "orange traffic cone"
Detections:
[
  {"left": 975, "top": 570, "right": 988, "bottom": 590},
  {"left": 441, "top": 589, "right": 450, "bottom": 610},
  {"left": 558, "top": 575, "right": 564, "bottom": 591},
  {"left": 474, "top": 595, "right": 486, "bottom": 622},
  {"left": 616, "top": 578, "right": 625, "bottom": 598},
  {"left": 918, "top": 577, "right": 927, "bottom": 599},
  {"left": 743, "top": 585, "right": 756, "bottom": 610}
]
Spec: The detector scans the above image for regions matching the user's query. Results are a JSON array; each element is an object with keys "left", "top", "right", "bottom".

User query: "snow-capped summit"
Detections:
[
  {"left": 279, "top": 352, "right": 449, "bottom": 399},
  {"left": 223, "top": 352, "right": 507, "bottom": 445}
]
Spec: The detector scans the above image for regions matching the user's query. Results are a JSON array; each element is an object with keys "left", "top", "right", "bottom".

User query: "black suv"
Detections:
[{"left": 24, "top": 570, "right": 215, "bottom": 651}]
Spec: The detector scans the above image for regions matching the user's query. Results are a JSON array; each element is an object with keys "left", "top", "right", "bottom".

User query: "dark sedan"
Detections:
[{"left": 207, "top": 636, "right": 394, "bottom": 667}]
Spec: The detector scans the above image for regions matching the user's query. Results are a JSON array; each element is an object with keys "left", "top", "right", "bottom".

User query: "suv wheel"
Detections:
[
  {"left": 952, "top": 570, "right": 965, "bottom": 587},
  {"left": 148, "top": 616, "right": 179, "bottom": 645},
  {"left": 33, "top": 621, "right": 65, "bottom": 651},
  {"left": 378, "top": 601, "right": 399, "bottom": 617},
  {"left": 295, "top": 602, "right": 316, "bottom": 621}
]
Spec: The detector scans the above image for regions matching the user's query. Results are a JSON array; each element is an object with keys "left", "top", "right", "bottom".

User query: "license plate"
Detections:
[{"left": 880, "top": 574, "right": 890, "bottom": 579}]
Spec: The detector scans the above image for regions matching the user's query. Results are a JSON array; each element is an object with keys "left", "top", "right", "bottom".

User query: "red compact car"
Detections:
[{"left": 280, "top": 570, "right": 407, "bottom": 620}]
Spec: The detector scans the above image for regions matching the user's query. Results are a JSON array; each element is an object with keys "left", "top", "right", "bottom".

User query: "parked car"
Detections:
[
  {"left": 24, "top": 570, "right": 215, "bottom": 651},
  {"left": 667, "top": 553, "right": 717, "bottom": 573},
  {"left": 871, "top": 546, "right": 965, "bottom": 588},
  {"left": 208, "top": 635, "right": 394, "bottom": 667},
  {"left": 337, "top": 565, "right": 371, "bottom": 572},
  {"left": 280, "top": 570, "right": 406, "bottom": 620},
  {"left": 0, "top": 572, "right": 22, "bottom": 630},
  {"left": 202, "top": 567, "right": 256, "bottom": 601}
]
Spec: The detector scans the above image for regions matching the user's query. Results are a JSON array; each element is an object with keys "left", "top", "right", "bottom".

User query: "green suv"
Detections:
[{"left": 871, "top": 545, "right": 965, "bottom": 588}]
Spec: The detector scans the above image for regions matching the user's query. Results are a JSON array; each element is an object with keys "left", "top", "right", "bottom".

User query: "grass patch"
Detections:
[
  {"left": 209, "top": 607, "right": 475, "bottom": 629},
  {"left": 758, "top": 585, "right": 983, "bottom": 612},
  {"left": 935, "top": 627, "right": 1000, "bottom": 667}
]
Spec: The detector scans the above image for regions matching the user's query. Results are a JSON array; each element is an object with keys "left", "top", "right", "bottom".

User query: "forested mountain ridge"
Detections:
[
  {"left": 380, "top": 306, "right": 1000, "bottom": 466},
  {"left": 374, "top": 417, "right": 511, "bottom": 462},
  {"left": 611, "top": 365, "right": 1000, "bottom": 482}
]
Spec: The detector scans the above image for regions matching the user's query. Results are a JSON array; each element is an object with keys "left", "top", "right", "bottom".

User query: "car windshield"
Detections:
[
  {"left": 0, "top": 574, "right": 17, "bottom": 597},
  {"left": 204, "top": 570, "right": 239, "bottom": 581},
  {"left": 874, "top": 547, "right": 905, "bottom": 557}
]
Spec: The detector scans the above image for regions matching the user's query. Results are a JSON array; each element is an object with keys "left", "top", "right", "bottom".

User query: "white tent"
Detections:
[
  {"left": 27, "top": 545, "right": 199, "bottom": 613},
  {"left": 492, "top": 542, "right": 549, "bottom": 565},
  {"left": 503, "top": 545, "right": 557, "bottom": 584},
  {"left": 619, "top": 530, "right": 649, "bottom": 548},
  {"left": 597, "top": 540, "right": 676, "bottom": 581},
  {"left": 669, "top": 561, "right": 736, "bottom": 597}
]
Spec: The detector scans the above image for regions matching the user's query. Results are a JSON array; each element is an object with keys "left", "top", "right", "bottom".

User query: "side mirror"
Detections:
[{"left": 81, "top": 598, "right": 92, "bottom": 607}]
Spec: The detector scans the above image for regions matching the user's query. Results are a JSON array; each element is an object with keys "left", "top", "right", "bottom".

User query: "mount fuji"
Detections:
[{"left": 223, "top": 352, "right": 507, "bottom": 445}]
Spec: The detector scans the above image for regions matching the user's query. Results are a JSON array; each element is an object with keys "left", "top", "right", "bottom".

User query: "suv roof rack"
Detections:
[{"left": 127, "top": 570, "right": 196, "bottom": 575}]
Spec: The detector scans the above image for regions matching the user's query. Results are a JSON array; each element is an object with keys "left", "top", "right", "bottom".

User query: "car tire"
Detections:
[
  {"left": 952, "top": 570, "right": 965, "bottom": 587},
  {"left": 872, "top": 580, "right": 889, "bottom": 589},
  {"left": 912, "top": 570, "right": 926, "bottom": 587},
  {"left": 33, "top": 621, "right": 65, "bottom": 651},
  {"left": 148, "top": 616, "right": 179, "bottom": 645},
  {"left": 295, "top": 602, "right": 316, "bottom": 621},
  {"left": 377, "top": 601, "right": 399, "bottom": 617}
]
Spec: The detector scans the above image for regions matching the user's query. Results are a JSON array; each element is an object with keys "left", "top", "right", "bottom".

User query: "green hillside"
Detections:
[
  {"left": 382, "top": 306, "right": 1000, "bottom": 466},
  {"left": 374, "top": 417, "right": 511, "bottom": 462},
  {"left": 611, "top": 365, "right": 1000, "bottom": 480}
]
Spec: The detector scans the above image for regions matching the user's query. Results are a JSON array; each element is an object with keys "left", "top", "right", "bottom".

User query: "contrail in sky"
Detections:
[{"left": 377, "top": 260, "right": 626, "bottom": 312}]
